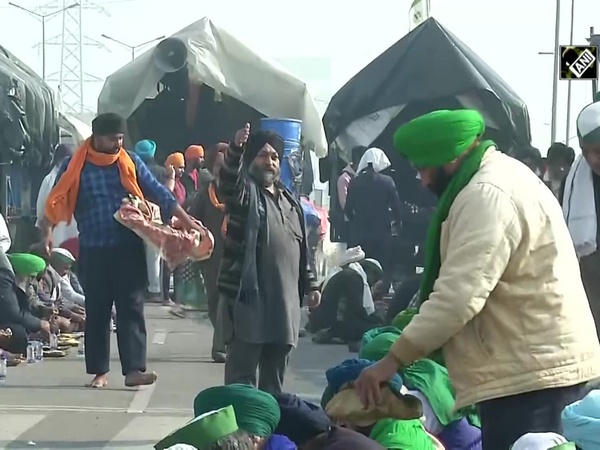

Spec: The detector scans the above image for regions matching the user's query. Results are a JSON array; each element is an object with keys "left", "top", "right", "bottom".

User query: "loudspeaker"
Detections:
[{"left": 153, "top": 37, "right": 188, "bottom": 73}]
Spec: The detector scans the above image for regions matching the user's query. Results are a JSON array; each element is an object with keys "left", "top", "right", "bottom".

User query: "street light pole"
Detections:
[
  {"left": 101, "top": 34, "right": 166, "bottom": 61},
  {"left": 8, "top": 2, "right": 79, "bottom": 81},
  {"left": 565, "top": 0, "right": 575, "bottom": 146},
  {"left": 551, "top": 0, "right": 561, "bottom": 144}
]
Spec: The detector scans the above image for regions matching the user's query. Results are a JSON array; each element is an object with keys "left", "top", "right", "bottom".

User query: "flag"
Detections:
[{"left": 409, "top": 0, "right": 430, "bottom": 31}]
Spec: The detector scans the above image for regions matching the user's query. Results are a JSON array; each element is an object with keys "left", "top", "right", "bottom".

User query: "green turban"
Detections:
[
  {"left": 7, "top": 253, "right": 47, "bottom": 276},
  {"left": 391, "top": 308, "right": 419, "bottom": 331},
  {"left": 359, "top": 326, "right": 480, "bottom": 428},
  {"left": 369, "top": 418, "right": 435, "bottom": 450},
  {"left": 393, "top": 109, "right": 485, "bottom": 168},
  {"left": 193, "top": 384, "right": 280, "bottom": 437},
  {"left": 156, "top": 405, "right": 238, "bottom": 450}
]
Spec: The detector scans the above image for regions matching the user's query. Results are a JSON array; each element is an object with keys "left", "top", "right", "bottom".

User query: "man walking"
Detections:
[
  {"left": 188, "top": 142, "right": 228, "bottom": 363},
  {"left": 219, "top": 123, "right": 320, "bottom": 394},
  {"left": 42, "top": 113, "right": 202, "bottom": 388},
  {"left": 355, "top": 110, "right": 600, "bottom": 449}
]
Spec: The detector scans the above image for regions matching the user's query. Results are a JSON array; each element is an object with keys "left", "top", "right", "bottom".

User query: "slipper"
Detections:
[{"left": 168, "top": 308, "right": 186, "bottom": 319}]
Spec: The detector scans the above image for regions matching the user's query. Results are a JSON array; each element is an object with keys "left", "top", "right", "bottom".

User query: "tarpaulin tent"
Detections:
[
  {"left": 322, "top": 17, "right": 532, "bottom": 255},
  {"left": 323, "top": 17, "right": 532, "bottom": 202},
  {"left": 0, "top": 45, "right": 59, "bottom": 168},
  {"left": 97, "top": 17, "right": 327, "bottom": 160},
  {"left": 323, "top": 17, "right": 531, "bottom": 168}
]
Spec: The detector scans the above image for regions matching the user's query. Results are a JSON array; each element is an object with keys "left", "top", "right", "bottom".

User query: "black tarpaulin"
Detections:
[
  {"left": 0, "top": 45, "right": 59, "bottom": 168},
  {"left": 322, "top": 17, "right": 532, "bottom": 166},
  {"left": 321, "top": 17, "right": 533, "bottom": 245}
]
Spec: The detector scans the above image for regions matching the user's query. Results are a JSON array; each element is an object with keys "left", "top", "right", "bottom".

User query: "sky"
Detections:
[{"left": 1, "top": 0, "right": 599, "bottom": 153}]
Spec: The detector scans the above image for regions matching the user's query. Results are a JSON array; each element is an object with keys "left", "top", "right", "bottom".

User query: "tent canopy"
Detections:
[
  {"left": 0, "top": 45, "right": 58, "bottom": 167},
  {"left": 323, "top": 17, "right": 532, "bottom": 164},
  {"left": 98, "top": 17, "right": 327, "bottom": 157}
]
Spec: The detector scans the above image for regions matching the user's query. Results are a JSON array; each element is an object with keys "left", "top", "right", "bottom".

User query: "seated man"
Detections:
[
  {"left": 37, "top": 250, "right": 85, "bottom": 332},
  {"left": 309, "top": 247, "right": 385, "bottom": 350},
  {"left": 0, "top": 252, "right": 51, "bottom": 354},
  {"left": 50, "top": 248, "right": 85, "bottom": 307}
]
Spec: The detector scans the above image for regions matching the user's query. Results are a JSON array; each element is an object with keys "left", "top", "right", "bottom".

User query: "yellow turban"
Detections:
[{"left": 165, "top": 152, "right": 185, "bottom": 168}]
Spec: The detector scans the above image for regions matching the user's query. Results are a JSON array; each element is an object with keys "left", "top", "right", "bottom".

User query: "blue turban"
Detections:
[
  {"left": 134, "top": 139, "right": 157, "bottom": 159},
  {"left": 325, "top": 358, "right": 403, "bottom": 395},
  {"left": 562, "top": 389, "right": 600, "bottom": 449}
]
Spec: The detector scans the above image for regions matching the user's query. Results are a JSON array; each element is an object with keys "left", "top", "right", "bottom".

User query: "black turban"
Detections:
[
  {"left": 274, "top": 392, "right": 332, "bottom": 446},
  {"left": 92, "top": 113, "right": 126, "bottom": 136},
  {"left": 243, "top": 130, "right": 284, "bottom": 166}
]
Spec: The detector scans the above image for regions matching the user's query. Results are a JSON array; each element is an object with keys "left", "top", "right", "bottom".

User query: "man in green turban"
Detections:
[
  {"left": 0, "top": 252, "right": 50, "bottom": 354},
  {"left": 193, "top": 384, "right": 280, "bottom": 440},
  {"left": 354, "top": 109, "right": 600, "bottom": 450}
]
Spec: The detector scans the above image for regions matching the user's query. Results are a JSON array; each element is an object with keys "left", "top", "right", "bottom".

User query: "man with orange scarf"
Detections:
[
  {"left": 41, "top": 113, "right": 202, "bottom": 389},
  {"left": 188, "top": 142, "right": 228, "bottom": 362}
]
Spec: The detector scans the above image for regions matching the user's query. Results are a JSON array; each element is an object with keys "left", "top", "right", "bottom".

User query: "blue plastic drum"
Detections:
[{"left": 260, "top": 118, "right": 302, "bottom": 193}]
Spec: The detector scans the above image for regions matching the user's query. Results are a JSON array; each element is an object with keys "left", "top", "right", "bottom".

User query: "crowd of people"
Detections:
[{"left": 2, "top": 97, "right": 600, "bottom": 449}]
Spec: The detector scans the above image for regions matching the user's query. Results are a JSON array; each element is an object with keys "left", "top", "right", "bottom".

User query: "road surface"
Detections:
[{"left": 0, "top": 305, "right": 350, "bottom": 449}]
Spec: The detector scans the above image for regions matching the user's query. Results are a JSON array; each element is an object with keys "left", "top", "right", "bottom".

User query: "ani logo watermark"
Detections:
[{"left": 560, "top": 45, "right": 599, "bottom": 80}]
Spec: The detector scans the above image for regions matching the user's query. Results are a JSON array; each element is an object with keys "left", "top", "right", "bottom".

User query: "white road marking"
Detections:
[
  {"left": 152, "top": 329, "right": 167, "bottom": 345},
  {"left": 126, "top": 382, "right": 157, "bottom": 414},
  {"left": 0, "top": 413, "right": 45, "bottom": 441},
  {"left": 108, "top": 415, "right": 189, "bottom": 445},
  {"left": 0, "top": 404, "right": 189, "bottom": 414}
]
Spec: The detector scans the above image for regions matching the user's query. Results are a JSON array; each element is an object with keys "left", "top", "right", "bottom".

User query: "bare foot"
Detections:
[
  {"left": 125, "top": 371, "right": 157, "bottom": 387},
  {"left": 86, "top": 374, "right": 108, "bottom": 388}
]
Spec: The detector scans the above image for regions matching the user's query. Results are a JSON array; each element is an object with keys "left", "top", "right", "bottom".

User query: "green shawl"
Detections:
[
  {"left": 393, "top": 109, "right": 494, "bottom": 303},
  {"left": 416, "top": 139, "right": 493, "bottom": 302}
]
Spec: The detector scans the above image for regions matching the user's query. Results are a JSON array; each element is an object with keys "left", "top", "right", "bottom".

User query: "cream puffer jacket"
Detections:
[{"left": 392, "top": 149, "right": 600, "bottom": 408}]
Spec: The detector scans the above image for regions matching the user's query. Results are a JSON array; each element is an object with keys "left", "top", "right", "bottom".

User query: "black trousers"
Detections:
[
  {"left": 224, "top": 340, "right": 292, "bottom": 395},
  {"left": 161, "top": 261, "right": 171, "bottom": 302},
  {"left": 199, "top": 260, "right": 225, "bottom": 354},
  {"left": 0, "top": 322, "right": 28, "bottom": 354},
  {"left": 79, "top": 243, "right": 148, "bottom": 376},
  {"left": 580, "top": 251, "right": 600, "bottom": 341},
  {"left": 479, "top": 383, "right": 585, "bottom": 450},
  {"left": 359, "top": 237, "right": 393, "bottom": 290}
]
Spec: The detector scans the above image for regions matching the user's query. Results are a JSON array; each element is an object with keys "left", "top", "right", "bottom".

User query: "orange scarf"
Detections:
[
  {"left": 208, "top": 182, "right": 228, "bottom": 237},
  {"left": 45, "top": 138, "right": 144, "bottom": 225}
]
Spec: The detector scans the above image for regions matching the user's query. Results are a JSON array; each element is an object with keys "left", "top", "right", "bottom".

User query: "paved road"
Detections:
[{"left": 0, "top": 305, "right": 350, "bottom": 449}]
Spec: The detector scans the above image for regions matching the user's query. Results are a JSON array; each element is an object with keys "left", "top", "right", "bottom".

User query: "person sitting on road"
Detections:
[
  {"left": 0, "top": 252, "right": 51, "bottom": 354},
  {"left": 309, "top": 247, "right": 384, "bottom": 351},
  {"left": 156, "top": 405, "right": 258, "bottom": 450},
  {"left": 37, "top": 250, "right": 85, "bottom": 332},
  {"left": 193, "top": 384, "right": 296, "bottom": 449},
  {"left": 50, "top": 248, "right": 85, "bottom": 307}
]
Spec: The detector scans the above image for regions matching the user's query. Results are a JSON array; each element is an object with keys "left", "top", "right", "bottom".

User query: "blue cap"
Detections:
[{"left": 134, "top": 139, "right": 156, "bottom": 159}]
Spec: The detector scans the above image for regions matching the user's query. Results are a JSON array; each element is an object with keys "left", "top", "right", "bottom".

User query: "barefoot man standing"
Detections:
[{"left": 42, "top": 113, "right": 202, "bottom": 388}]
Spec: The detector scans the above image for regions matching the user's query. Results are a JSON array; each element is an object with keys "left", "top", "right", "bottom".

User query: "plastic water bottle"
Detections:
[
  {"left": 34, "top": 341, "right": 43, "bottom": 362},
  {"left": 26, "top": 343, "right": 35, "bottom": 364},
  {"left": 0, "top": 353, "right": 7, "bottom": 385},
  {"left": 77, "top": 337, "right": 85, "bottom": 358},
  {"left": 49, "top": 333, "right": 58, "bottom": 351}
]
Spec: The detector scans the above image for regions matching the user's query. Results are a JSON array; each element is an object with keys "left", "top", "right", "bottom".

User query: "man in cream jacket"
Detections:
[{"left": 355, "top": 109, "right": 600, "bottom": 450}]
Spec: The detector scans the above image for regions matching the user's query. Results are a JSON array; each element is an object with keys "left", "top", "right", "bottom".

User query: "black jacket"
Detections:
[{"left": 0, "top": 268, "right": 42, "bottom": 332}]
